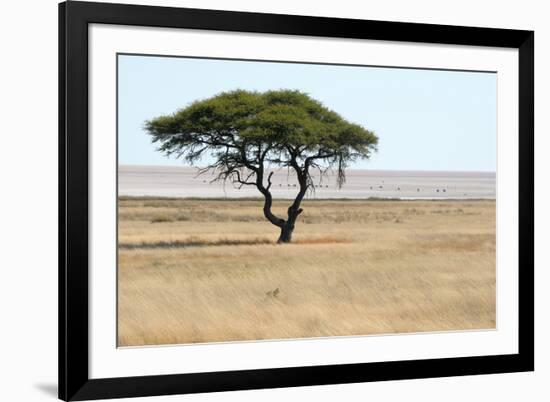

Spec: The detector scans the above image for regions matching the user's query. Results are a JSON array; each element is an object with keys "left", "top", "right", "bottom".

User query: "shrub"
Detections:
[{"left": 151, "top": 215, "right": 173, "bottom": 223}]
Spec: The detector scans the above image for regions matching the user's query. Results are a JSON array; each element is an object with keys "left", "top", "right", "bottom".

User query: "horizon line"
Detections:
[{"left": 118, "top": 163, "right": 497, "bottom": 175}]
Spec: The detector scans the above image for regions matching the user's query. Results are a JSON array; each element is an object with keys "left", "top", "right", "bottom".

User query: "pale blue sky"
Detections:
[{"left": 118, "top": 54, "right": 497, "bottom": 172}]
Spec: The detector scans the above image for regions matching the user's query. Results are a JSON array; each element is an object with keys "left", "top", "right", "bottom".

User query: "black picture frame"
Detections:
[{"left": 59, "top": 1, "right": 534, "bottom": 400}]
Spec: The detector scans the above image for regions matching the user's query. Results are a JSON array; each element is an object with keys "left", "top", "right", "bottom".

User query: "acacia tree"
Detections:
[{"left": 146, "top": 90, "right": 378, "bottom": 243}]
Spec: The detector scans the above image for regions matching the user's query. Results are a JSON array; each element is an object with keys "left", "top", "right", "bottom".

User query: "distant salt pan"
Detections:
[{"left": 118, "top": 165, "right": 496, "bottom": 200}]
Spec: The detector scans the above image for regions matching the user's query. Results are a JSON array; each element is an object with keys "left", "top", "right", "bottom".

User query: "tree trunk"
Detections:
[
  {"left": 277, "top": 207, "right": 302, "bottom": 243},
  {"left": 255, "top": 156, "right": 306, "bottom": 244},
  {"left": 277, "top": 223, "right": 294, "bottom": 243}
]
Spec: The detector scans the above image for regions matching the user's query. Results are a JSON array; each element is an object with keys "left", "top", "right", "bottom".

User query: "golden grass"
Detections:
[{"left": 118, "top": 198, "right": 496, "bottom": 346}]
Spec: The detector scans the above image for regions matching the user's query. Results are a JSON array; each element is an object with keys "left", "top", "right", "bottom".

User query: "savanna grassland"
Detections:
[{"left": 117, "top": 197, "right": 496, "bottom": 346}]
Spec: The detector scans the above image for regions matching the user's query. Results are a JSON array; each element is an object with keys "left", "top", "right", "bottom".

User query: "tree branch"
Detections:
[
  {"left": 266, "top": 171, "right": 274, "bottom": 190},
  {"left": 255, "top": 165, "right": 284, "bottom": 228},
  {"left": 231, "top": 170, "right": 257, "bottom": 188}
]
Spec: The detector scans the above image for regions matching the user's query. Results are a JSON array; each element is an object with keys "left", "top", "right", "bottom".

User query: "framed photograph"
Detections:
[{"left": 59, "top": 1, "right": 534, "bottom": 400}]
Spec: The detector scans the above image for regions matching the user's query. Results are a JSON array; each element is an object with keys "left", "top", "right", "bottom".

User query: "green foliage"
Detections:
[{"left": 145, "top": 90, "right": 378, "bottom": 181}]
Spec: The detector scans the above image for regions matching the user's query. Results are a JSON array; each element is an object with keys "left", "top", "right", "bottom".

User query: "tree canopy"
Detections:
[{"left": 146, "top": 89, "right": 378, "bottom": 242}]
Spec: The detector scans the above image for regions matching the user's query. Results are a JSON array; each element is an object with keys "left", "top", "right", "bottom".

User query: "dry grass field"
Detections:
[{"left": 117, "top": 197, "right": 496, "bottom": 346}]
